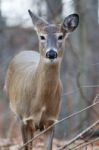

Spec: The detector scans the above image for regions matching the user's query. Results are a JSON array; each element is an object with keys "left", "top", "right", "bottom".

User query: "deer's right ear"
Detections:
[
  {"left": 62, "top": 14, "right": 79, "bottom": 34},
  {"left": 28, "top": 9, "right": 48, "bottom": 30}
]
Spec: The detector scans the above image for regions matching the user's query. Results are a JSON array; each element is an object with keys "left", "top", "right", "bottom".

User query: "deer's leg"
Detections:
[
  {"left": 44, "top": 121, "right": 54, "bottom": 150},
  {"left": 26, "top": 120, "right": 34, "bottom": 150},
  {"left": 20, "top": 119, "right": 34, "bottom": 150},
  {"left": 20, "top": 120, "right": 28, "bottom": 150}
]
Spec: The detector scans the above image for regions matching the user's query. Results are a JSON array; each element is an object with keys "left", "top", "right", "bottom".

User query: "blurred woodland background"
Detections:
[{"left": 0, "top": 0, "right": 99, "bottom": 145}]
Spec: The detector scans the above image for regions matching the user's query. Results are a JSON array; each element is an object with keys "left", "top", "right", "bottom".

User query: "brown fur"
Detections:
[{"left": 6, "top": 50, "right": 62, "bottom": 123}]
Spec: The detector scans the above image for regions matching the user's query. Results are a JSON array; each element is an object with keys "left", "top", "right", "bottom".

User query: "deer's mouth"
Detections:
[{"left": 44, "top": 57, "right": 61, "bottom": 65}]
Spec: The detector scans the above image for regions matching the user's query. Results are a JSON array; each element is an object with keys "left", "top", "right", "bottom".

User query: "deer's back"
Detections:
[{"left": 5, "top": 50, "right": 40, "bottom": 116}]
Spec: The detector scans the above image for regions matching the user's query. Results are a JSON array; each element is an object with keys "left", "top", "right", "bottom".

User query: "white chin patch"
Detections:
[{"left": 44, "top": 57, "right": 61, "bottom": 64}]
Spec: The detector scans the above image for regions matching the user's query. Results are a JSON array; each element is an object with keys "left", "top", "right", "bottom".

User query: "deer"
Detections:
[{"left": 5, "top": 10, "right": 79, "bottom": 150}]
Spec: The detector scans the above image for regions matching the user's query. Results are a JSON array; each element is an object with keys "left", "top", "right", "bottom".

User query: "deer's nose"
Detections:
[{"left": 46, "top": 50, "right": 57, "bottom": 59}]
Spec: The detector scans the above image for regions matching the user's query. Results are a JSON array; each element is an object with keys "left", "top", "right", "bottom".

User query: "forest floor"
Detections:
[
  {"left": 0, "top": 137, "right": 99, "bottom": 150},
  {"left": 0, "top": 115, "right": 99, "bottom": 150}
]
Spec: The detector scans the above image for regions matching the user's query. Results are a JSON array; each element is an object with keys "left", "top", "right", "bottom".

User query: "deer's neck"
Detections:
[
  {"left": 37, "top": 57, "right": 61, "bottom": 84},
  {"left": 34, "top": 57, "right": 61, "bottom": 102}
]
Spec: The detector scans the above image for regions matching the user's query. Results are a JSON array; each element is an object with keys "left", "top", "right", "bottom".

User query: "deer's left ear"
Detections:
[
  {"left": 62, "top": 14, "right": 79, "bottom": 33},
  {"left": 28, "top": 9, "right": 48, "bottom": 30}
]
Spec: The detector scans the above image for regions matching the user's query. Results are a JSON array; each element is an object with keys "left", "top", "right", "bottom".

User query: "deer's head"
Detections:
[{"left": 28, "top": 10, "right": 79, "bottom": 63}]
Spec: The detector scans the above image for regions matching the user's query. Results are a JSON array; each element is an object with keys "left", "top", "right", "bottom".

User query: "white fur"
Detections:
[{"left": 43, "top": 57, "right": 62, "bottom": 64}]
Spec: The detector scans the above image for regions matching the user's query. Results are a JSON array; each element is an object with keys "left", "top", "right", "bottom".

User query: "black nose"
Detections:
[{"left": 46, "top": 50, "right": 57, "bottom": 59}]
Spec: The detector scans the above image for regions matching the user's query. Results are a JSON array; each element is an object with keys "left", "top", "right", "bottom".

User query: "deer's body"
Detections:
[
  {"left": 6, "top": 50, "right": 61, "bottom": 125},
  {"left": 5, "top": 10, "right": 79, "bottom": 150}
]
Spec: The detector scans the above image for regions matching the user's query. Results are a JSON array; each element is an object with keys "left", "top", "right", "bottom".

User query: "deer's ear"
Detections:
[
  {"left": 28, "top": 9, "right": 48, "bottom": 29},
  {"left": 62, "top": 14, "right": 79, "bottom": 33}
]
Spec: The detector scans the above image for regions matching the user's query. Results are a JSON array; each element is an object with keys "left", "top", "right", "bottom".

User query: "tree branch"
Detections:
[
  {"left": 69, "top": 127, "right": 99, "bottom": 150},
  {"left": 58, "top": 120, "right": 99, "bottom": 150},
  {"left": 73, "top": 137, "right": 99, "bottom": 150}
]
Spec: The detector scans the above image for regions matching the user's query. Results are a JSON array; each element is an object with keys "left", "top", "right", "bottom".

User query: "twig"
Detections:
[
  {"left": 58, "top": 120, "right": 99, "bottom": 150},
  {"left": 18, "top": 99, "right": 99, "bottom": 150},
  {"left": 69, "top": 127, "right": 99, "bottom": 150},
  {"left": 93, "top": 94, "right": 99, "bottom": 103},
  {"left": 73, "top": 137, "right": 99, "bottom": 150}
]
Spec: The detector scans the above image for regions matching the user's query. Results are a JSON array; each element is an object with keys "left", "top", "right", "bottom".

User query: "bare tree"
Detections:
[
  {"left": 45, "top": 0, "right": 62, "bottom": 22},
  {"left": 75, "top": 0, "right": 99, "bottom": 124}
]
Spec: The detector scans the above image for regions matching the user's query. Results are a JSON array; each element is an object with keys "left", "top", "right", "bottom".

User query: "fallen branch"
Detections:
[
  {"left": 69, "top": 127, "right": 99, "bottom": 150},
  {"left": 18, "top": 99, "right": 99, "bottom": 150},
  {"left": 58, "top": 120, "right": 99, "bottom": 150},
  {"left": 73, "top": 137, "right": 99, "bottom": 150}
]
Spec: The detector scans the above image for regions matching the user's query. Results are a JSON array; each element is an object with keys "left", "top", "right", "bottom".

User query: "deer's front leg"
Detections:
[
  {"left": 44, "top": 121, "right": 54, "bottom": 150},
  {"left": 20, "top": 118, "right": 35, "bottom": 150},
  {"left": 20, "top": 120, "right": 28, "bottom": 150}
]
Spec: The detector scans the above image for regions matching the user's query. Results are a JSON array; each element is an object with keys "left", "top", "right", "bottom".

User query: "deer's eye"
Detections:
[
  {"left": 58, "top": 35, "right": 63, "bottom": 40},
  {"left": 40, "top": 35, "right": 46, "bottom": 41}
]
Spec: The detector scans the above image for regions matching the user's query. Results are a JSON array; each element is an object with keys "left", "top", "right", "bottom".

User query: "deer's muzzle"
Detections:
[{"left": 46, "top": 49, "right": 57, "bottom": 59}]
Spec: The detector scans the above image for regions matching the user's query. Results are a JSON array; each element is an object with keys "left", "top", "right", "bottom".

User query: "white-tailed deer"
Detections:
[{"left": 5, "top": 10, "right": 79, "bottom": 150}]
